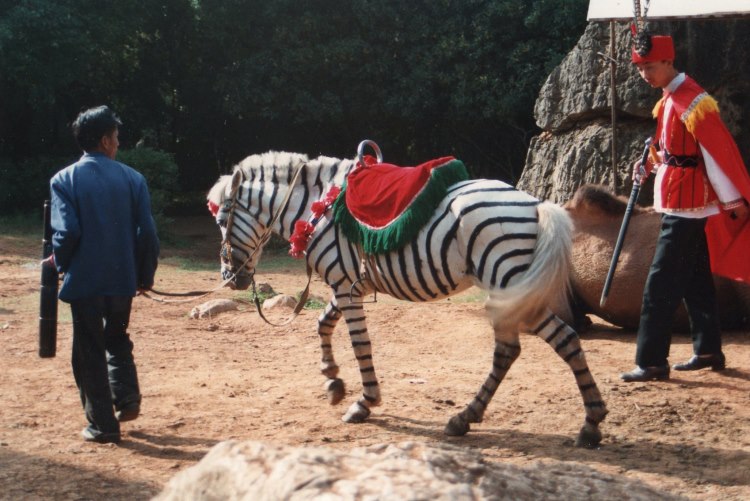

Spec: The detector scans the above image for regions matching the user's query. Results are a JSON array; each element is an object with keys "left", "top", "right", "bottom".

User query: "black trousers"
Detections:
[
  {"left": 635, "top": 215, "right": 722, "bottom": 367},
  {"left": 70, "top": 296, "right": 140, "bottom": 433}
]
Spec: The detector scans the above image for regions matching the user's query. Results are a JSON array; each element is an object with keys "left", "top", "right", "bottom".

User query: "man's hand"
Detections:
[
  {"left": 633, "top": 146, "right": 661, "bottom": 184},
  {"left": 41, "top": 254, "right": 56, "bottom": 269},
  {"left": 632, "top": 159, "right": 648, "bottom": 184}
]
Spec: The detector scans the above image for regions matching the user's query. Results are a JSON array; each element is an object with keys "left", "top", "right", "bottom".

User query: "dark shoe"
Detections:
[
  {"left": 116, "top": 403, "right": 140, "bottom": 422},
  {"left": 620, "top": 365, "right": 670, "bottom": 382},
  {"left": 82, "top": 426, "right": 121, "bottom": 444},
  {"left": 673, "top": 353, "right": 725, "bottom": 371},
  {"left": 115, "top": 394, "right": 141, "bottom": 422}
]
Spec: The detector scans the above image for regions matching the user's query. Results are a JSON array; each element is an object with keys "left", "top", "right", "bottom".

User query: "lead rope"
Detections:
[
  {"left": 252, "top": 262, "right": 314, "bottom": 327},
  {"left": 244, "top": 163, "right": 311, "bottom": 325}
]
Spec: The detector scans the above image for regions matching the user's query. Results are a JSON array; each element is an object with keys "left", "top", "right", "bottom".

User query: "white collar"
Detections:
[{"left": 665, "top": 73, "right": 686, "bottom": 94}]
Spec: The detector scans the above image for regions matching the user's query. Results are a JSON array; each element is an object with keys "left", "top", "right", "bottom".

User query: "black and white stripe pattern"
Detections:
[{"left": 208, "top": 151, "right": 607, "bottom": 446}]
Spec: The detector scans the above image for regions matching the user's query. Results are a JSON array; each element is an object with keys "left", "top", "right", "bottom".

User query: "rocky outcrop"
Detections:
[
  {"left": 156, "top": 440, "right": 684, "bottom": 500},
  {"left": 519, "top": 20, "right": 750, "bottom": 203},
  {"left": 521, "top": 121, "right": 648, "bottom": 205}
]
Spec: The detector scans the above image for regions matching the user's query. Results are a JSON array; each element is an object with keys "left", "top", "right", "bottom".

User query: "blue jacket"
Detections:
[{"left": 50, "top": 152, "right": 160, "bottom": 302}]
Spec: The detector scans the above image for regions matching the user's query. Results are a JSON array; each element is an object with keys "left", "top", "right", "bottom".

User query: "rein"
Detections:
[
  {"left": 251, "top": 262, "right": 314, "bottom": 327},
  {"left": 139, "top": 281, "right": 232, "bottom": 304}
]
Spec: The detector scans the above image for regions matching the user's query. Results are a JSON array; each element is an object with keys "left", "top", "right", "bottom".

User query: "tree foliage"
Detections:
[{"left": 0, "top": 0, "right": 588, "bottom": 212}]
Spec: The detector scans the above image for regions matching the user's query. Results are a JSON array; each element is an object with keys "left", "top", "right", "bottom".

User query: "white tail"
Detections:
[{"left": 486, "top": 201, "right": 572, "bottom": 331}]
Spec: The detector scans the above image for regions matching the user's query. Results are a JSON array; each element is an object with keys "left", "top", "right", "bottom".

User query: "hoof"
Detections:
[
  {"left": 325, "top": 378, "right": 345, "bottom": 405},
  {"left": 444, "top": 415, "right": 470, "bottom": 436},
  {"left": 342, "top": 401, "right": 370, "bottom": 423},
  {"left": 575, "top": 423, "right": 602, "bottom": 449}
]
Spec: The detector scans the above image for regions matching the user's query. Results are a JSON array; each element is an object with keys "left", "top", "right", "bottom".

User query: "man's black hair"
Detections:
[{"left": 72, "top": 105, "right": 122, "bottom": 151}]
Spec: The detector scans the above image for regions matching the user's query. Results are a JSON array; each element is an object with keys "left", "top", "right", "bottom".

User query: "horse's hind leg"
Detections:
[
  {"left": 318, "top": 297, "right": 345, "bottom": 405},
  {"left": 531, "top": 310, "right": 608, "bottom": 448},
  {"left": 445, "top": 332, "right": 521, "bottom": 436}
]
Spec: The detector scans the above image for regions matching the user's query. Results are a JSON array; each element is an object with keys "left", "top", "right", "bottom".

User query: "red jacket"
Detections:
[
  {"left": 652, "top": 78, "right": 717, "bottom": 210},
  {"left": 651, "top": 75, "right": 750, "bottom": 283}
]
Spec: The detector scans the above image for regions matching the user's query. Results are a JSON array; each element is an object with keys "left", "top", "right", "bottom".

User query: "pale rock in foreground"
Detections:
[{"left": 155, "top": 441, "right": 684, "bottom": 500}]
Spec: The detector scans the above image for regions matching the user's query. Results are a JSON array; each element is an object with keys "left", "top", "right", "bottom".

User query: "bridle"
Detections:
[
  {"left": 140, "top": 175, "right": 249, "bottom": 304},
  {"left": 219, "top": 161, "right": 313, "bottom": 326},
  {"left": 220, "top": 162, "right": 304, "bottom": 279}
]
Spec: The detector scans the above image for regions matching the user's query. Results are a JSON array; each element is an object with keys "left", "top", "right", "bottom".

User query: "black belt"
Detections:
[{"left": 664, "top": 154, "right": 700, "bottom": 167}]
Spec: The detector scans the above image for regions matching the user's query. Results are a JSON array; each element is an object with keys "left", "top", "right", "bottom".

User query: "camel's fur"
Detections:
[{"left": 564, "top": 184, "right": 750, "bottom": 331}]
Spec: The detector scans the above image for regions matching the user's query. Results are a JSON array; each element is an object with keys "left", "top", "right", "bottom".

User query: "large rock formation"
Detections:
[
  {"left": 156, "top": 440, "right": 683, "bottom": 500},
  {"left": 519, "top": 20, "right": 750, "bottom": 203}
]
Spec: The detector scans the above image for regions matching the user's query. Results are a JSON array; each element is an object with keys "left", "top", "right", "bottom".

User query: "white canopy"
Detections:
[{"left": 587, "top": 0, "right": 750, "bottom": 21}]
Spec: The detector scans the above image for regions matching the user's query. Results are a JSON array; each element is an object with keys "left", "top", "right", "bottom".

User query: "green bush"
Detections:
[
  {"left": 0, "top": 148, "right": 178, "bottom": 221},
  {"left": 117, "top": 147, "right": 179, "bottom": 222},
  {"left": 0, "top": 155, "right": 75, "bottom": 214}
]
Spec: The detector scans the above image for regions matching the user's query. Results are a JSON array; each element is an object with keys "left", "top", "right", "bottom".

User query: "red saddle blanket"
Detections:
[
  {"left": 345, "top": 155, "right": 457, "bottom": 228},
  {"left": 332, "top": 155, "right": 469, "bottom": 254}
]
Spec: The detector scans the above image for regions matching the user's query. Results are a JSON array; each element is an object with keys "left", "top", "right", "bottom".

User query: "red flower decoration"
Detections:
[
  {"left": 288, "top": 186, "right": 341, "bottom": 258},
  {"left": 289, "top": 221, "right": 314, "bottom": 258},
  {"left": 207, "top": 200, "right": 220, "bottom": 217},
  {"left": 311, "top": 186, "right": 341, "bottom": 218},
  {"left": 310, "top": 199, "right": 326, "bottom": 215}
]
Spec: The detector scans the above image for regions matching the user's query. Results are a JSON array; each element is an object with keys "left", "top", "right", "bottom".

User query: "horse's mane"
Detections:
[
  {"left": 206, "top": 150, "right": 356, "bottom": 207},
  {"left": 206, "top": 151, "right": 309, "bottom": 206},
  {"left": 207, "top": 174, "right": 231, "bottom": 205},
  {"left": 233, "top": 150, "right": 356, "bottom": 187},
  {"left": 234, "top": 150, "right": 310, "bottom": 181}
]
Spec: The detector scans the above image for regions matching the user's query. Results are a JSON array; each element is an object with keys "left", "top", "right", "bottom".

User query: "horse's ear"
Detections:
[
  {"left": 230, "top": 169, "right": 244, "bottom": 192},
  {"left": 226, "top": 169, "right": 244, "bottom": 201}
]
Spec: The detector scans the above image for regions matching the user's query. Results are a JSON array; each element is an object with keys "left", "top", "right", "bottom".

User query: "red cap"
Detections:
[{"left": 631, "top": 35, "right": 674, "bottom": 63}]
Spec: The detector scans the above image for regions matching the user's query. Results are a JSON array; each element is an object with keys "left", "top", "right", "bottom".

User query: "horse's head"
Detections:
[
  {"left": 207, "top": 169, "right": 266, "bottom": 290},
  {"left": 208, "top": 151, "right": 312, "bottom": 290}
]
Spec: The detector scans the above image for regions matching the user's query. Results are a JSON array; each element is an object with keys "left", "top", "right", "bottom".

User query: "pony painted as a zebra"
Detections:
[{"left": 207, "top": 151, "right": 608, "bottom": 447}]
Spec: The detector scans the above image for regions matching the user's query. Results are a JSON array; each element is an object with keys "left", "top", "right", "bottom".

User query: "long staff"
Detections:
[{"left": 599, "top": 138, "right": 652, "bottom": 308}]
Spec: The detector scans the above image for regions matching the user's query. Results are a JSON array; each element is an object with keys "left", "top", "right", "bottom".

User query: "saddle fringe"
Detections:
[{"left": 486, "top": 202, "right": 572, "bottom": 332}]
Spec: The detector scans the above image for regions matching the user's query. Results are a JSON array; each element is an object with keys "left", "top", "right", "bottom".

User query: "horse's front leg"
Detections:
[
  {"left": 335, "top": 291, "right": 381, "bottom": 423},
  {"left": 317, "top": 296, "right": 346, "bottom": 405}
]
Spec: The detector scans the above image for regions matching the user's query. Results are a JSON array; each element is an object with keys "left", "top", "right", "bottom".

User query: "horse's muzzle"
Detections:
[{"left": 222, "top": 269, "right": 252, "bottom": 290}]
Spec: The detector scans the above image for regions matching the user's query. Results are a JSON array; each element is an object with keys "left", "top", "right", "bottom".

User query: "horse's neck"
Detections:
[
  {"left": 278, "top": 182, "right": 323, "bottom": 239},
  {"left": 261, "top": 157, "right": 355, "bottom": 239}
]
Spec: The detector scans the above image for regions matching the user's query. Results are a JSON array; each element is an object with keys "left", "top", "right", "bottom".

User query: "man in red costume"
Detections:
[{"left": 621, "top": 32, "right": 750, "bottom": 382}]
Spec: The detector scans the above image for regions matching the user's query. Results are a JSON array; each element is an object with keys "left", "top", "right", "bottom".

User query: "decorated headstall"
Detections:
[{"left": 210, "top": 168, "right": 246, "bottom": 275}]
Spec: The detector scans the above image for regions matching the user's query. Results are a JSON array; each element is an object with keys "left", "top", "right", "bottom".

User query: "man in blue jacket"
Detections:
[{"left": 48, "top": 105, "right": 159, "bottom": 444}]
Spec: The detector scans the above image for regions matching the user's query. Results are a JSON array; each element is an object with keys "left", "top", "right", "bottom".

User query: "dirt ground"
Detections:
[{"left": 1, "top": 216, "right": 749, "bottom": 500}]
